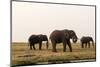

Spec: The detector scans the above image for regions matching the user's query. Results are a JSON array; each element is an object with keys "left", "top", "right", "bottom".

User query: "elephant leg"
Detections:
[
  {"left": 67, "top": 40, "right": 72, "bottom": 52},
  {"left": 30, "top": 45, "right": 32, "bottom": 50},
  {"left": 51, "top": 40, "right": 57, "bottom": 52},
  {"left": 29, "top": 43, "right": 32, "bottom": 50},
  {"left": 46, "top": 41, "right": 49, "bottom": 49},
  {"left": 85, "top": 43, "right": 87, "bottom": 48},
  {"left": 39, "top": 42, "right": 42, "bottom": 50},
  {"left": 52, "top": 44, "right": 57, "bottom": 52},
  {"left": 33, "top": 44, "right": 36, "bottom": 50},
  {"left": 63, "top": 42, "right": 67, "bottom": 52},
  {"left": 62, "top": 39, "right": 67, "bottom": 52},
  {"left": 81, "top": 43, "right": 84, "bottom": 48},
  {"left": 88, "top": 42, "right": 90, "bottom": 48}
]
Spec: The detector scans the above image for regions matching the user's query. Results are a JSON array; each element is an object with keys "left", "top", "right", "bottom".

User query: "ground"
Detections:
[{"left": 11, "top": 42, "right": 96, "bottom": 67}]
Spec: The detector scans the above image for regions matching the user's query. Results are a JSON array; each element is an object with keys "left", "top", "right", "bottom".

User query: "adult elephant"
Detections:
[
  {"left": 80, "top": 36, "right": 94, "bottom": 48},
  {"left": 28, "top": 34, "right": 48, "bottom": 50},
  {"left": 50, "top": 29, "right": 78, "bottom": 52}
]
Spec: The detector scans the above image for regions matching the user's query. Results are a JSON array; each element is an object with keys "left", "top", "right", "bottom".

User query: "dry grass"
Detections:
[{"left": 11, "top": 42, "right": 96, "bottom": 66}]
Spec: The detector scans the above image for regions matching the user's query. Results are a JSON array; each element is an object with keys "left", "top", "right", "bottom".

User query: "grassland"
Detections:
[{"left": 11, "top": 42, "right": 96, "bottom": 67}]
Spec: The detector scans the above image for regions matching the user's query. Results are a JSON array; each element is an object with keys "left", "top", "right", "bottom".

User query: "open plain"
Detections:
[{"left": 11, "top": 42, "right": 96, "bottom": 66}]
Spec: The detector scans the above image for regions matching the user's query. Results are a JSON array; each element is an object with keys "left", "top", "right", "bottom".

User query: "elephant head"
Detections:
[
  {"left": 69, "top": 30, "right": 78, "bottom": 43},
  {"left": 89, "top": 37, "right": 94, "bottom": 42},
  {"left": 63, "top": 29, "right": 78, "bottom": 43},
  {"left": 88, "top": 36, "right": 94, "bottom": 47},
  {"left": 38, "top": 34, "right": 49, "bottom": 49}
]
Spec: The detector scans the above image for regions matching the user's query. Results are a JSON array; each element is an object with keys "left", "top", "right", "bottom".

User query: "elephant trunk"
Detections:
[{"left": 72, "top": 36, "right": 77, "bottom": 43}]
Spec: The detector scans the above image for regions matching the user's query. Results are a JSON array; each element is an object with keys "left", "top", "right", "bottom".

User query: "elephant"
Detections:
[
  {"left": 50, "top": 29, "right": 78, "bottom": 52},
  {"left": 28, "top": 34, "right": 48, "bottom": 50},
  {"left": 80, "top": 36, "right": 94, "bottom": 48}
]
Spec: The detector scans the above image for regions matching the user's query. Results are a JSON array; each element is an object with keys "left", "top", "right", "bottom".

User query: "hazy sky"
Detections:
[{"left": 12, "top": 1, "right": 95, "bottom": 42}]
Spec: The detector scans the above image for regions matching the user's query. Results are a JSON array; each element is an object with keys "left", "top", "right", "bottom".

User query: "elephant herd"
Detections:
[{"left": 28, "top": 29, "right": 94, "bottom": 52}]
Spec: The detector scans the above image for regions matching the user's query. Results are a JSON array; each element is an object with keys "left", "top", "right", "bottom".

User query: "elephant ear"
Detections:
[
  {"left": 69, "top": 30, "right": 76, "bottom": 38},
  {"left": 69, "top": 30, "right": 74, "bottom": 34},
  {"left": 63, "top": 31, "right": 70, "bottom": 39}
]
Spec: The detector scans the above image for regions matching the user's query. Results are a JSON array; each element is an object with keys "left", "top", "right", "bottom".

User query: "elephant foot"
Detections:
[
  {"left": 81, "top": 47, "right": 84, "bottom": 48},
  {"left": 30, "top": 48, "right": 32, "bottom": 50},
  {"left": 52, "top": 50, "right": 57, "bottom": 52},
  {"left": 34, "top": 49, "right": 36, "bottom": 50},
  {"left": 39, "top": 49, "right": 42, "bottom": 50},
  {"left": 70, "top": 50, "right": 72, "bottom": 52},
  {"left": 63, "top": 50, "right": 66, "bottom": 52}
]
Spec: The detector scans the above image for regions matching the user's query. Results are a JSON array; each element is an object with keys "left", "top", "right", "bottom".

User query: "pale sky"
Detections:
[{"left": 12, "top": 1, "right": 95, "bottom": 42}]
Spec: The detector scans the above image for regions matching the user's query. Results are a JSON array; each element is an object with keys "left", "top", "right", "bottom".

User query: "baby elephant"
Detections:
[{"left": 80, "top": 36, "right": 94, "bottom": 48}]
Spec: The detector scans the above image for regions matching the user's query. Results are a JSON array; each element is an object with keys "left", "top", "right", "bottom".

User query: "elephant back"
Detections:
[
  {"left": 50, "top": 30, "right": 65, "bottom": 40},
  {"left": 28, "top": 35, "right": 40, "bottom": 43},
  {"left": 37, "top": 34, "right": 48, "bottom": 41},
  {"left": 81, "top": 36, "right": 93, "bottom": 42}
]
